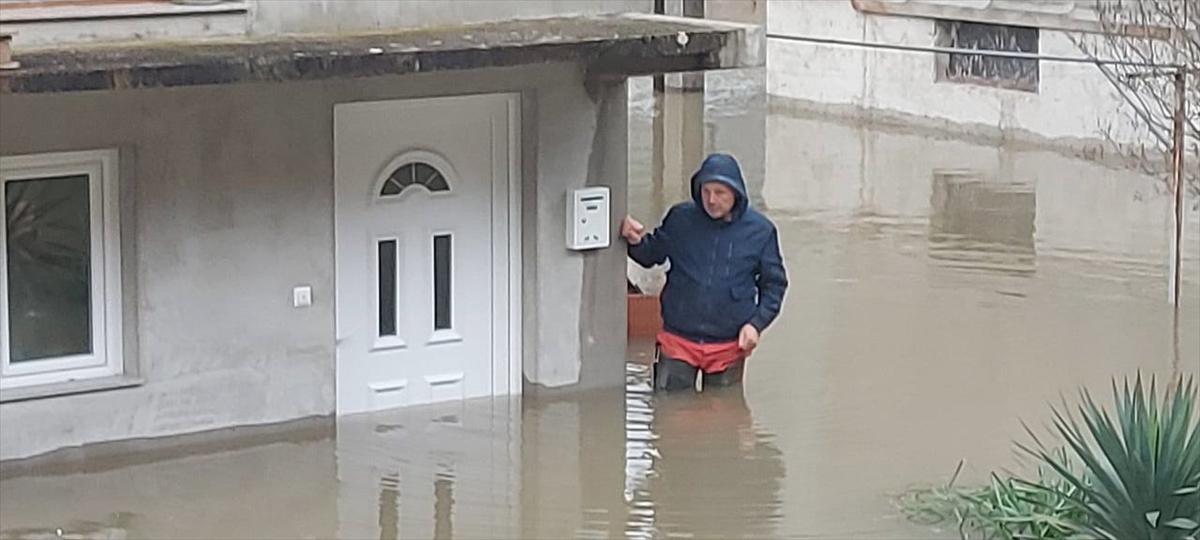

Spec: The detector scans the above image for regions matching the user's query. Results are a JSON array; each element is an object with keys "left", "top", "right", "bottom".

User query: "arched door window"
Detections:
[{"left": 379, "top": 162, "right": 450, "bottom": 197}]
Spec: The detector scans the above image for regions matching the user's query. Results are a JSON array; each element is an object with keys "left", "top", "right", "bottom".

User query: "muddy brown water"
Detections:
[{"left": 2, "top": 78, "right": 1198, "bottom": 539}]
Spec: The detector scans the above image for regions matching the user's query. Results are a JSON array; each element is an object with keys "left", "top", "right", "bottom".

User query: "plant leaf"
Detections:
[
  {"left": 903, "top": 373, "right": 1199, "bottom": 540},
  {"left": 1165, "top": 518, "right": 1200, "bottom": 530}
]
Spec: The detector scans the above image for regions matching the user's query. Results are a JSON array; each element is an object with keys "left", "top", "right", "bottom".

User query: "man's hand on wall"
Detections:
[
  {"left": 738, "top": 324, "right": 759, "bottom": 353},
  {"left": 621, "top": 215, "right": 646, "bottom": 245}
]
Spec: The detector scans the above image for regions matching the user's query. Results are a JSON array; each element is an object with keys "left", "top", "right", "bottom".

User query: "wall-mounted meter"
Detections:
[{"left": 566, "top": 186, "right": 610, "bottom": 251}]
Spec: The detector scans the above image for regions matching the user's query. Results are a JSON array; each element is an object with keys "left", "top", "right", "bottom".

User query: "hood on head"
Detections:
[{"left": 690, "top": 152, "right": 749, "bottom": 221}]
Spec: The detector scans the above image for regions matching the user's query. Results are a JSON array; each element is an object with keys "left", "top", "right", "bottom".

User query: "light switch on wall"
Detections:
[{"left": 293, "top": 286, "right": 313, "bottom": 308}]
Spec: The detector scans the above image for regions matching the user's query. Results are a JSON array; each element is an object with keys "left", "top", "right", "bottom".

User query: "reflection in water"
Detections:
[
  {"left": 649, "top": 383, "right": 784, "bottom": 540},
  {"left": 433, "top": 475, "right": 453, "bottom": 540},
  {"left": 0, "top": 437, "right": 339, "bottom": 539},
  {"left": 0, "top": 513, "right": 133, "bottom": 540},
  {"left": 335, "top": 400, "right": 519, "bottom": 539},
  {"left": 0, "top": 368, "right": 788, "bottom": 540},
  {"left": 2, "top": 74, "right": 1199, "bottom": 540},
  {"left": 622, "top": 364, "right": 785, "bottom": 540},
  {"left": 929, "top": 171, "right": 1037, "bottom": 276},
  {"left": 377, "top": 472, "right": 399, "bottom": 540}
]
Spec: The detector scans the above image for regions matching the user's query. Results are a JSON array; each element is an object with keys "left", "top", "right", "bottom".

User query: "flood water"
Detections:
[{"left": 1, "top": 72, "right": 1198, "bottom": 539}]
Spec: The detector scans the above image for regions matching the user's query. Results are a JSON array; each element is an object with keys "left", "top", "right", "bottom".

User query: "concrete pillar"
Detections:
[
  {"left": 653, "top": 0, "right": 707, "bottom": 210},
  {"left": 525, "top": 70, "right": 629, "bottom": 392},
  {"left": 705, "top": 0, "right": 767, "bottom": 209},
  {"left": 579, "top": 79, "right": 631, "bottom": 390},
  {"left": 650, "top": 0, "right": 767, "bottom": 212},
  {"left": 659, "top": 83, "right": 707, "bottom": 205}
]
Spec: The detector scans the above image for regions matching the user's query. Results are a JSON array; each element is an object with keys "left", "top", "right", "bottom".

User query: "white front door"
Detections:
[{"left": 334, "top": 94, "right": 519, "bottom": 415}]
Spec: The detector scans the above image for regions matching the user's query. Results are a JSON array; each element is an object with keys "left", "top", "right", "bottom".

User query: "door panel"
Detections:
[{"left": 335, "top": 94, "right": 514, "bottom": 415}]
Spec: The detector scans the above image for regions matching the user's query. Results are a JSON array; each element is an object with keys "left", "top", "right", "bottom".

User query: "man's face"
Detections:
[{"left": 701, "top": 181, "right": 736, "bottom": 221}]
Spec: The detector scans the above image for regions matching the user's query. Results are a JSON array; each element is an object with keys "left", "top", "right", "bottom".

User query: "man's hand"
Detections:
[
  {"left": 621, "top": 215, "right": 646, "bottom": 245},
  {"left": 738, "top": 324, "right": 759, "bottom": 353}
]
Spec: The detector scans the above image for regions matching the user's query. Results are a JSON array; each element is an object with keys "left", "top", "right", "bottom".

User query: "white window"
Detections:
[{"left": 0, "top": 149, "right": 123, "bottom": 391}]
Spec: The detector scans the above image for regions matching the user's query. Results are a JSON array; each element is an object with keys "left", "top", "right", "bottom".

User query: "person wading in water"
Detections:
[{"left": 623, "top": 153, "right": 788, "bottom": 390}]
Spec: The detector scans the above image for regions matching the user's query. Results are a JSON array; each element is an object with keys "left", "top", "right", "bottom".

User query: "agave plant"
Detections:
[
  {"left": 900, "top": 374, "right": 1199, "bottom": 540},
  {"left": 1020, "top": 374, "right": 1200, "bottom": 540}
]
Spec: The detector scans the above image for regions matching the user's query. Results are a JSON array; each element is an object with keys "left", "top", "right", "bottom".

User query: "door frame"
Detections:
[{"left": 332, "top": 92, "right": 523, "bottom": 411}]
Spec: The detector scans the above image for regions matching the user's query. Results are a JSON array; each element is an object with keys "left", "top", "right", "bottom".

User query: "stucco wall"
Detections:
[
  {"left": 0, "top": 63, "right": 629, "bottom": 461},
  {"left": 766, "top": 0, "right": 1146, "bottom": 147}
]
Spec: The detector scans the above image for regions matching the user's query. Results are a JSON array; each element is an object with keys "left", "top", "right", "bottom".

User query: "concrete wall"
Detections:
[
  {"left": 766, "top": 0, "right": 1146, "bottom": 148},
  {"left": 526, "top": 74, "right": 630, "bottom": 389},
  {"left": 252, "top": 0, "right": 651, "bottom": 34},
  {"left": 0, "top": 63, "right": 630, "bottom": 461},
  {"left": 0, "top": 0, "right": 652, "bottom": 47},
  {"left": 0, "top": 8, "right": 247, "bottom": 47}
]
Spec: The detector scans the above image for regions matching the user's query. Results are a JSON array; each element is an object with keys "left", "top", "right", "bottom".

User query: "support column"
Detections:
[{"left": 654, "top": 0, "right": 707, "bottom": 210}]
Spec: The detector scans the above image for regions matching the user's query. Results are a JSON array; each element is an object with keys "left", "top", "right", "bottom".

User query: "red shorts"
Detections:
[{"left": 656, "top": 330, "right": 745, "bottom": 374}]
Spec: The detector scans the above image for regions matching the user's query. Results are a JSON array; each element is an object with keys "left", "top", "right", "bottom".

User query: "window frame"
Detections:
[
  {"left": 934, "top": 19, "right": 1041, "bottom": 93},
  {"left": 372, "top": 150, "right": 458, "bottom": 206},
  {"left": 425, "top": 227, "right": 461, "bottom": 346},
  {"left": 372, "top": 234, "right": 407, "bottom": 352},
  {"left": 0, "top": 149, "right": 124, "bottom": 391}
]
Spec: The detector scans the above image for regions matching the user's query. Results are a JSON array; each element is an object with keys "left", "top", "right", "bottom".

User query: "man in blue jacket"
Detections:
[{"left": 624, "top": 153, "right": 788, "bottom": 391}]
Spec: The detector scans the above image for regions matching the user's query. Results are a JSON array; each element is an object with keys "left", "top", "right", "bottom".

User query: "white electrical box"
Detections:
[{"left": 566, "top": 186, "right": 610, "bottom": 250}]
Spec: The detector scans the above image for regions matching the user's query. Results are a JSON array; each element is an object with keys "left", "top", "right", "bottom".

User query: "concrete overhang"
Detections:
[{"left": 0, "top": 13, "right": 763, "bottom": 95}]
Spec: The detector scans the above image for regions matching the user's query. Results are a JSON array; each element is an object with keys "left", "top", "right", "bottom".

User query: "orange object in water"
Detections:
[
  {"left": 627, "top": 293, "right": 662, "bottom": 338},
  {"left": 656, "top": 330, "right": 745, "bottom": 374}
]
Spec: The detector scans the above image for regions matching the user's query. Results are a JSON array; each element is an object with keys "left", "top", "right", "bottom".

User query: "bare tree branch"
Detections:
[{"left": 1074, "top": 0, "right": 1198, "bottom": 197}]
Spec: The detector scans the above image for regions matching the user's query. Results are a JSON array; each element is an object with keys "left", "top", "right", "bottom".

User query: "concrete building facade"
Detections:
[
  {"left": 766, "top": 0, "right": 1163, "bottom": 149},
  {"left": 0, "top": 0, "right": 762, "bottom": 461}
]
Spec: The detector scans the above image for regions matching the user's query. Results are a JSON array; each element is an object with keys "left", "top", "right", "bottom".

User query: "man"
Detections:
[{"left": 623, "top": 153, "right": 788, "bottom": 391}]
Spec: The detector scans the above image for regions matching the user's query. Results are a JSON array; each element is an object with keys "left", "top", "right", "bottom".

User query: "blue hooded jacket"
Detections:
[{"left": 629, "top": 153, "right": 788, "bottom": 343}]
